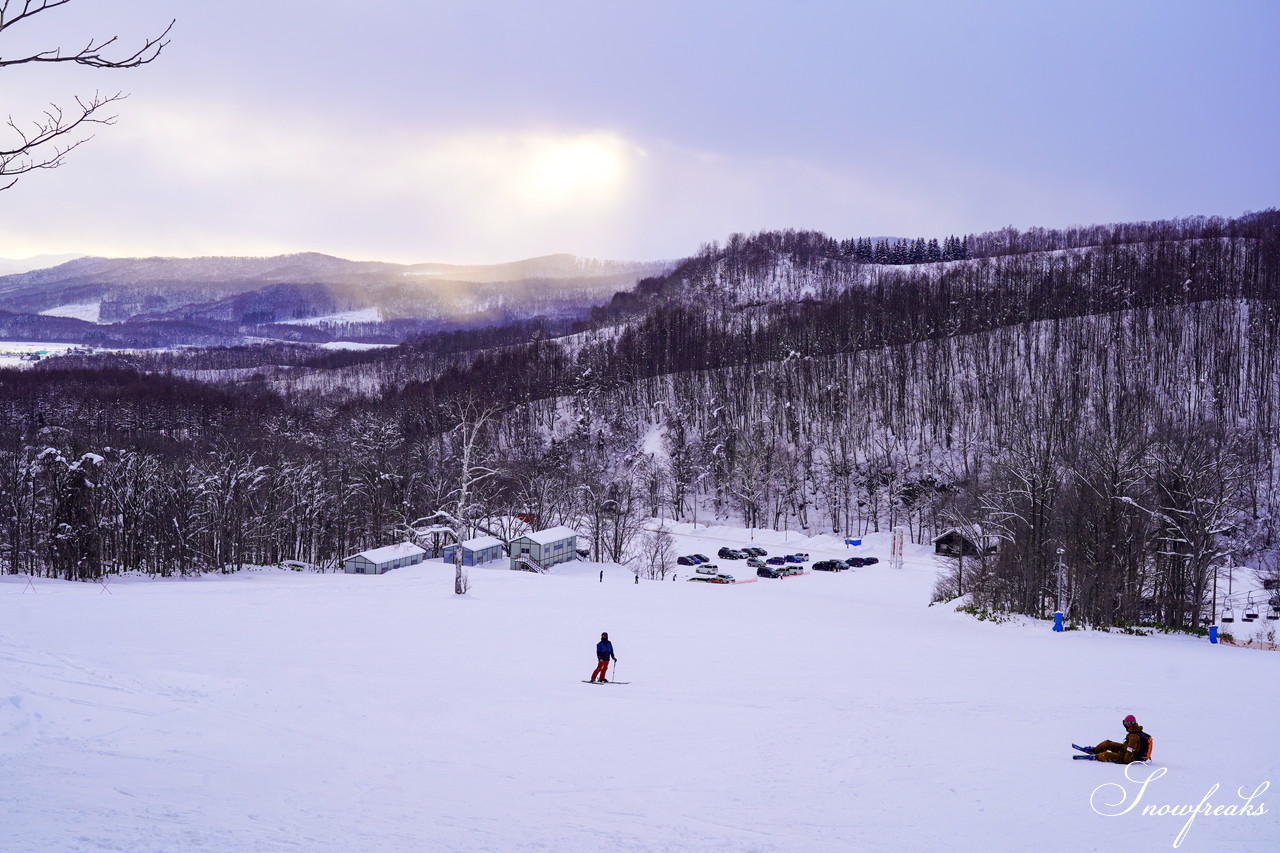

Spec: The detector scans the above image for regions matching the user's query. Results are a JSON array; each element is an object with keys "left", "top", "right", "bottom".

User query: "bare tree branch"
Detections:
[
  {"left": 0, "top": 91, "right": 123, "bottom": 189},
  {"left": 0, "top": 1, "right": 172, "bottom": 189}
]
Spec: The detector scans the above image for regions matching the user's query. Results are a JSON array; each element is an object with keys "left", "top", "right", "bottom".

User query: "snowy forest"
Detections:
[{"left": 2, "top": 210, "right": 1278, "bottom": 630}]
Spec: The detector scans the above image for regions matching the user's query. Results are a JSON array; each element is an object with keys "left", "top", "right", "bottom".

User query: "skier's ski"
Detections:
[
  {"left": 1073, "top": 754, "right": 1096, "bottom": 760},
  {"left": 581, "top": 680, "right": 631, "bottom": 685},
  {"left": 1072, "top": 744, "right": 1095, "bottom": 754}
]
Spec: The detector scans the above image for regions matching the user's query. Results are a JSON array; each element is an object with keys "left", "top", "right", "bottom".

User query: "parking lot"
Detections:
[{"left": 670, "top": 533, "right": 880, "bottom": 584}]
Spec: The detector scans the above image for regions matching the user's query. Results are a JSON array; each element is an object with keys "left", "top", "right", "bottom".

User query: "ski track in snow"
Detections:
[{"left": 1, "top": 526, "right": 1276, "bottom": 853}]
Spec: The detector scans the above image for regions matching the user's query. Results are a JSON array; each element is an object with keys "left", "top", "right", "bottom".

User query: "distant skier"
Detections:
[
  {"left": 589, "top": 632, "right": 617, "bottom": 683},
  {"left": 1073, "top": 714, "right": 1153, "bottom": 762}
]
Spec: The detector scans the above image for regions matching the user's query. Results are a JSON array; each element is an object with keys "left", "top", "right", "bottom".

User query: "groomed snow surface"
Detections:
[{"left": 2, "top": 525, "right": 1275, "bottom": 853}]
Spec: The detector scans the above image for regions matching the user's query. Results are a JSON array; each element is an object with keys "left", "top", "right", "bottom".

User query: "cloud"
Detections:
[{"left": 0, "top": 98, "right": 1120, "bottom": 265}]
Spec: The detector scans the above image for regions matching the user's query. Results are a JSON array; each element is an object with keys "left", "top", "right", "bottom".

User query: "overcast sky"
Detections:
[{"left": 1, "top": 0, "right": 1276, "bottom": 264}]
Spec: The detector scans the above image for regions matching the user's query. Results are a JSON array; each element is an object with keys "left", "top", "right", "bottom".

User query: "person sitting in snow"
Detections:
[
  {"left": 1074, "top": 714, "right": 1153, "bottom": 762},
  {"left": 589, "top": 632, "right": 617, "bottom": 683}
]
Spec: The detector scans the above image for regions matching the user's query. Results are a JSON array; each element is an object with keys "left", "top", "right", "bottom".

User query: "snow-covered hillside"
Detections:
[
  {"left": 38, "top": 300, "right": 102, "bottom": 323},
  {"left": 2, "top": 526, "right": 1275, "bottom": 853},
  {"left": 290, "top": 306, "right": 383, "bottom": 326}
]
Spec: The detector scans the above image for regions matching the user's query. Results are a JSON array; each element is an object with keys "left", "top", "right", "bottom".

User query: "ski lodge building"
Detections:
[
  {"left": 343, "top": 542, "right": 427, "bottom": 575},
  {"left": 440, "top": 535, "right": 507, "bottom": 567},
  {"left": 932, "top": 528, "right": 999, "bottom": 558},
  {"left": 509, "top": 526, "right": 581, "bottom": 571}
]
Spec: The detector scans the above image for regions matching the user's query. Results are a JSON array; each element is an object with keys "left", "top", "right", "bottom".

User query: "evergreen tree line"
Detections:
[{"left": 835, "top": 234, "right": 970, "bottom": 264}]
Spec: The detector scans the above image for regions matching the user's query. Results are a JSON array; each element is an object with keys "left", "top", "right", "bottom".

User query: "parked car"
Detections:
[
  {"left": 766, "top": 556, "right": 788, "bottom": 566},
  {"left": 743, "top": 546, "right": 767, "bottom": 557},
  {"left": 717, "top": 547, "right": 736, "bottom": 559},
  {"left": 746, "top": 556, "right": 766, "bottom": 568},
  {"left": 779, "top": 565, "right": 804, "bottom": 576},
  {"left": 720, "top": 549, "right": 747, "bottom": 560},
  {"left": 757, "top": 565, "right": 782, "bottom": 578},
  {"left": 677, "top": 555, "right": 698, "bottom": 566},
  {"left": 793, "top": 552, "right": 810, "bottom": 561},
  {"left": 862, "top": 556, "right": 879, "bottom": 565},
  {"left": 708, "top": 573, "right": 735, "bottom": 583},
  {"left": 694, "top": 564, "right": 721, "bottom": 575},
  {"left": 692, "top": 553, "right": 710, "bottom": 563},
  {"left": 784, "top": 554, "right": 806, "bottom": 564},
  {"left": 812, "top": 560, "right": 843, "bottom": 572},
  {"left": 845, "top": 557, "right": 867, "bottom": 567}
]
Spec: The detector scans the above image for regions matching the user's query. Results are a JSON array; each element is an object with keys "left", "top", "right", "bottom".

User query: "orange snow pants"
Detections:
[{"left": 590, "top": 660, "right": 610, "bottom": 681}]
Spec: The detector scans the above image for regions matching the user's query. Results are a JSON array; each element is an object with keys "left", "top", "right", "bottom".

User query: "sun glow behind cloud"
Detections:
[
  {"left": 36, "top": 102, "right": 645, "bottom": 262},
  {"left": 519, "top": 133, "right": 635, "bottom": 210},
  {"left": 397, "top": 128, "right": 639, "bottom": 219}
]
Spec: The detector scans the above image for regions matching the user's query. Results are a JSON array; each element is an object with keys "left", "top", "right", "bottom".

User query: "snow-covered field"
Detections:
[
  {"left": 39, "top": 301, "right": 102, "bottom": 323},
  {"left": 2, "top": 526, "right": 1275, "bottom": 853},
  {"left": 290, "top": 307, "right": 382, "bottom": 326},
  {"left": 0, "top": 341, "right": 84, "bottom": 368},
  {"left": 317, "top": 341, "right": 399, "bottom": 351}
]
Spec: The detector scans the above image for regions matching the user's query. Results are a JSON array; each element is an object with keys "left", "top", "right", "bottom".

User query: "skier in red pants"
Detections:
[{"left": 589, "top": 632, "right": 616, "bottom": 682}]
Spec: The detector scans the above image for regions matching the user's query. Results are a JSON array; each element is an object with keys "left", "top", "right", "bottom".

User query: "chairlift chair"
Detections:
[
  {"left": 1220, "top": 605, "right": 1234, "bottom": 623},
  {"left": 1267, "top": 603, "right": 1280, "bottom": 621},
  {"left": 1243, "top": 594, "right": 1259, "bottom": 621}
]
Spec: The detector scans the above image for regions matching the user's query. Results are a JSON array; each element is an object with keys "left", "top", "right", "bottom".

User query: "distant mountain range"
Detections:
[
  {"left": 0, "top": 252, "right": 670, "bottom": 347},
  {"left": 0, "top": 254, "right": 85, "bottom": 276}
]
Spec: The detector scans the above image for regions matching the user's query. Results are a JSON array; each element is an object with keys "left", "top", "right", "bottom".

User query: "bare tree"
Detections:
[
  {"left": 1, "top": 1, "right": 173, "bottom": 189},
  {"left": 637, "top": 526, "right": 676, "bottom": 580},
  {"left": 444, "top": 399, "right": 502, "bottom": 594},
  {"left": 1135, "top": 427, "right": 1254, "bottom": 627}
]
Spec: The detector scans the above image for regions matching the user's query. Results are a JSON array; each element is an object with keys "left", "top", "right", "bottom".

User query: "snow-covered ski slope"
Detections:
[{"left": 2, "top": 526, "right": 1275, "bottom": 853}]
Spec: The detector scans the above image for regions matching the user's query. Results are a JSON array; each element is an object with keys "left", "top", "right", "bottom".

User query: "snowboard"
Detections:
[{"left": 582, "top": 680, "right": 631, "bottom": 685}]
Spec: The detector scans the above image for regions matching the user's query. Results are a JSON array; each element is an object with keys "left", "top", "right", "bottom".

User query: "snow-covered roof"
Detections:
[
  {"left": 520, "top": 526, "right": 580, "bottom": 546},
  {"left": 445, "top": 535, "right": 504, "bottom": 551},
  {"left": 346, "top": 542, "right": 426, "bottom": 564},
  {"left": 932, "top": 528, "right": 999, "bottom": 547},
  {"left": 932, "top": 527, "right": 990, "bottom": 542}
]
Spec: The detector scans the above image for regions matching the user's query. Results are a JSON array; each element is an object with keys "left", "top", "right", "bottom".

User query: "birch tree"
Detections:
[{"left": 443, "top": 399, "right": 501, "bottom": 594}]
